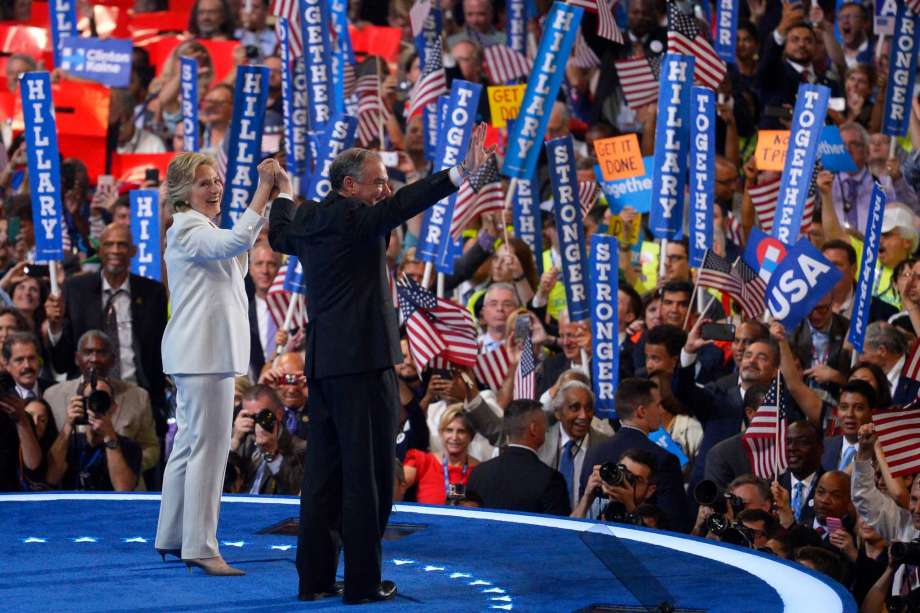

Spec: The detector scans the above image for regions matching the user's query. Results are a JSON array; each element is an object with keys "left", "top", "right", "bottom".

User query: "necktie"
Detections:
[
  {"left": 265, "top": 312, "right": 277, "bottom": 358},
  {"left": 844, "top": 178, "right": 860, "bottom": 228},
  {"left": 559, "top": 440, "right": 576, "bottom": 504},
  {"left": 792, "top": 481, "right": 805, "bottom": 521},
  {"left": 839, "top": 446, "right": 856, "bottom": 470},
  {"left": 103, "top": 289, "right": 125, "bottom": 379},
  {"left": 285, "top": 407, "right": 298, "bottom": 434}
]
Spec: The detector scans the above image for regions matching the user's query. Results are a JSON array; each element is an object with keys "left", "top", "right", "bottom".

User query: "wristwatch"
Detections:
[{"left": 104, "top": 437, "right": 120, "bottom": 450}]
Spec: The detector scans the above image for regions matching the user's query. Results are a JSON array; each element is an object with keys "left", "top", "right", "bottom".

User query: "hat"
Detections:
[{"left": 881, "top": 204, "right": 917, "bottom": 233}]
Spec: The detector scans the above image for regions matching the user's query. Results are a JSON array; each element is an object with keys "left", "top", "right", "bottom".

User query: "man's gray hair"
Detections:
[
  {"left": 77, "top": 330, "right": 114, "bottom": 355},
  {"left": 840, "top": 122, "right": 870, "bottom": 147},
  {"left": 550, "top": 380, "right": 595, "bottom": 413},
  {"left": 484, "top": 282, "right": 520, "bottom": 306},
  {"left": 864, "top": 321, "right": 907, "bottom": 356},
  {"left": 329, "top": 148, "right": 382, "bottom": 191}
]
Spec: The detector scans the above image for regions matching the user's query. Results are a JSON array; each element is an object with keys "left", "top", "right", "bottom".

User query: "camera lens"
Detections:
[{"left": 254, "top": 408, "right": 276, "bottom": 432}]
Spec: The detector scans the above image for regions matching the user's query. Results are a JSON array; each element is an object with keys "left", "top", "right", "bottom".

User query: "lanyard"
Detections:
[{"left": 443, "top": 459, "right": 468, "bottom": 491}]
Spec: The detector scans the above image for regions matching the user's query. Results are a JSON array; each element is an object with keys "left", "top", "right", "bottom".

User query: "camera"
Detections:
[
  {"left": 891, "top": 540, "right": 920, "bottom": 566},
  {"left": 283, "top": 373, "right": 298, "bottom": 385},
  {"left": 706, "top": 514, "right": 755, "bottom": 548},
  {"left": 599, "top": 462, "right": 635, "bottom": 487},
  {"left": 253, "top": 408, "right": 277, "bottom": 432},
  {"left": 694, "top": 480, "right": 745, "bottom": 515},
  {"left": 76, "top": 368, "right": 111, "bottom": 425},
  {"left": 600, "top": 501, "right": 642, "bottom": 525}
]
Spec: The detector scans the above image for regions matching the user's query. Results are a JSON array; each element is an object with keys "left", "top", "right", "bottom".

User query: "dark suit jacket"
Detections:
[
  {"left": 790, "top": 313, "right": 850, "bottom": 397},
  {"left": 466, "top": 445, "right": 571, "bottom": 516},
  {"left": 268, "top": 170, "right": 458, "bottom": 379},
  {"left": 537, "top": 352, "right": 570, "bottom": 398},
  {"left": 820, "top": 435, "right": 845, "bottom": 472},
  {"left": 579, "top": 425, "right": 692, "bottom": 532},
  {"left": 703, "top": 433, "right": 753, "bottom": 490},
  {"left": 245, "top": 274, "right": 267, "bottom": 378},
  {"left": 51, "top": 271, "right": 168, "bottom": 422},
  {"left": 778, "top": 468, "right": 823, "bottom": 528},
  {"left": 893, "top": 376, "right": 920, "bottom": 406}
]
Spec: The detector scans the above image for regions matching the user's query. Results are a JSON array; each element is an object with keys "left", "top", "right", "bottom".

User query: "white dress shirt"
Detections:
[
  {"left": 557, "top": 426, "right": 589, "bottom": 503},
  {"left": 255, "top": 295, "right": 271, "bottom": 353}
]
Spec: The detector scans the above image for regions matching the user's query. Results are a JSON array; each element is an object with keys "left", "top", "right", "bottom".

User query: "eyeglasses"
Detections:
[{"left": 203, "top": 98, "right": 231, "bottom": 106}]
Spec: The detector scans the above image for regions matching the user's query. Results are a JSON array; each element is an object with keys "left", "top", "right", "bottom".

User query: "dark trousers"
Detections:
[{"left": 296, "top": 368, "right": 399, "bottom": 600}]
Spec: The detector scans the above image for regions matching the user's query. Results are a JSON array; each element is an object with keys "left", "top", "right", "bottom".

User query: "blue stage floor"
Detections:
[{"left": 0, "top": 493, "right": 855, "bottom": 612}]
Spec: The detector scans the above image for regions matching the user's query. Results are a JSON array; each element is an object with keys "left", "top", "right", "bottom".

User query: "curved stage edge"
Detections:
[{"left": 0, "top": 493, "right": 856, "bottom": 612}]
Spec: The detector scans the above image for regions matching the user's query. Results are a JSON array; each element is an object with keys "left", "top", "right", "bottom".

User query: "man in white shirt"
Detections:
[
  {"left": 862, "top": 321, "right": 915, "bottom": 404},
  {"left": 821, "top": 380, "right": 875, "bottom": 472},
  {"left": 248, "top": 243, "right": 282, "bottom": 374},
  {"left": 3, "top": 332, "right": 45, "bottom": 399},
  {"left": 476, "top": 283, "right": 518, "bottom": 352}
]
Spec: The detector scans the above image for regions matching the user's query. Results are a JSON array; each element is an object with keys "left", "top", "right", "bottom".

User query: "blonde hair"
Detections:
[
  {"left": 166, "top": 152, "right": 216, "bottom": 212},
  {"left": 438, "top": 404, "right": 473, "bottom": 434}
]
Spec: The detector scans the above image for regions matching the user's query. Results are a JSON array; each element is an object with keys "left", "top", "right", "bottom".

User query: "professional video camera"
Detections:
[
  {"left": 693, "top": 480, "right": 746, "bottom": 515},
  {"left": 75, "top": 368, "right": 112, "bottom": 426}
]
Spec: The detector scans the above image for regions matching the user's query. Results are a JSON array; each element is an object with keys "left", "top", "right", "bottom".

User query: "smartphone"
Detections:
[
  {"left": 514, "top": 315, "right": 532, "bottom": 343},
  {"left": 431, "top": 368, "right": 452, "bottom": 380},
  {"left": 145, "top": 168, "right": 160, "bottom": 186},
  {"left": 97, "top": 174, "right": 115, "bottom": 194},
  {"left": 245, "top": 45, "right": 261, "bottom": 61},
  {"left": 701, "top": 322, "right": 735, "bottom": 342},
  {"left": 825, "top": 517, "right": 842, "bottom": 533},
  {"left": 23, "top": 264, "right": 50, "bottom": 278}
]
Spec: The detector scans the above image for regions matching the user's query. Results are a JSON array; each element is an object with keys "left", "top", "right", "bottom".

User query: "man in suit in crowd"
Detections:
[
  {"left": 572, "top": 448, "right": 660, "bottom": 525},
  {"left": 703, "top": 384, "right": 768, "bottom": 489},
  {"left": 269, "top": 130, "right": 490, "bottom": 604},
  {"left": 820, "top": 240, "right": 898, "bottom": 324},
  {"left": 862, "top": 322, "right": 918, "bottom": 404},
  {"left": 3, "top": 332, "right": 52, "bottom": 399},
  {"left": 821, "top": 381, "right": 876, "bottom": 472},
  {"left": 260, "top": 351, "right": 310, "bottom": 444},
  {"left": 789, "top": 293, "right": 851, "bottom": 399},
  {"left": 44, "top": 329, "right": 160, "bottom": 479},
  {"left": 45, "top": 223, "right": 168, "bottom": 434},
  {"left": 466, "top": 399, "right": 571, "bottom": 516},
  {"left": 580, "top": 378, "right": 692, "bottom": 532},
  {"left": 245, "top": 242, "right": 283, "bottom": 380},
  {"left": 538, "top": 311, "right": 591, "bottom": 397},
  {"left": 775, "top": 420, "right": 825, "bottom": 529},
  {"left": 811, "top": 471, "right": 857, "bottom": 544}
]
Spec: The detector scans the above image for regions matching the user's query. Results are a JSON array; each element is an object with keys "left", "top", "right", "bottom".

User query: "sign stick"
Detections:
[
  {"left": 437, "top": 272, "right": 445, "bottom": 298},
  {"left": 49, "top": 261, "right": 60, "bottom": 296},
  {"left": 659, "top": 239, "right": 668, "bottom": 280},
  {"left": 276, "top": 297, "right": 299, "bottom": 356},
  {"left": 376, "top": 57, "right": 385, "bottom": 147},
  {"left": 503, "top": 177, "right": 517, "bottom": 245},
  {"left": 422, "top": 261, "right": 434, "bottom": 288}
]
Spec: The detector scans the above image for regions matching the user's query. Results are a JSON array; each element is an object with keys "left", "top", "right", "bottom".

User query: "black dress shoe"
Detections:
[
  {"left": 343, "top": 580, "right": 397, "bottom": 605},
  {"left": 298, "top": 581, "right": 345, "bottom": 601}
]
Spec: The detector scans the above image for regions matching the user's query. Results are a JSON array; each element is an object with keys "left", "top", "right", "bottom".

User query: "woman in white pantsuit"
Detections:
[{"left": 155, "top": 152, "right": 277, "bottom": 576}]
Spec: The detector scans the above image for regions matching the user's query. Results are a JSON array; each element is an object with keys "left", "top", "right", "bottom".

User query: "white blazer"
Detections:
[{"left": 161, "top": 207, "right": 266, "bottom": 375}]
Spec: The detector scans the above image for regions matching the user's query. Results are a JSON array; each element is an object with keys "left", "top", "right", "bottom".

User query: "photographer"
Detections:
[
  {"left": 259, "top": 352, "right": 309, "bottom": 445},
  {"left": 230, "top": 385, "right": 303, "bottom": 495},
  {"left": 571, "top": 448, "right": 659, "bottom": 527},
  {"left": 45, "top": 378, "right": 141, "bottom": 491}
]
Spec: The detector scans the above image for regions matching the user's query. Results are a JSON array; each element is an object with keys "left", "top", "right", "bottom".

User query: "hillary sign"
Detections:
[
  {"left": 278, "top": 18, "right": 300, "bottom": 174},
  {"left": 848, "top": 185, "right": 886, "bottom": 353},
  {"left": 547, "top": 136, "right": 589, "bottom": 322},
  {"left": 772, "top": 83, "right": 829, "bottom": 245},
  {"left": 502, "top": 1, "right": 582, "bottom": 179},
  {"left": 649, "top": 54, "right": 694, "bottom": 239},
  {"left": 590, "top": 234, "right": 618, "bottom": 418},
  {"left": 221, "top": 65, "right": 270, "bottom": 228},
  {"left": 507, "top": 0, "right": 527, "bottom": 54},
  {"left": 300, "top": 0, "right": 334, "bottom": 130},
  {"left": 305, "top": 114, "right": 358, "bottom": 201},
  {"left": 179, "top": 56, "right": 198, "bottom": 152},
  {"left": 20, "top": 72, "right": 64, "bottom": 261},
  {"left": 882, "top": 6, "right": 920, "bottom": 137},
  {"left": 49, "top": 0, "right": 77, "bottom": 67},
  {"left": 130, "top": 189, "right": 161, "bottom": 281},
  {"left": 512, "top": 177, "right": 543, "bottom": 276},
  {"left": 417, "top": 81, "right": 481, "bottom": 265},
  {"left": 689, "top": 87, "right": 715, "bottom": 268}
]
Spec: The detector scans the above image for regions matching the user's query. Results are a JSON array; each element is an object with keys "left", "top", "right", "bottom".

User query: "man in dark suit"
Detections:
[
  {"left": 466, "top": 399, "right": 571, "bottom": 516},
  {"left": 44, "top": 224, "right": 168, "bottom": 433},
  {"left": 820, "top": 240, "right": 898, "bottom": 326},
  {"left": 821, "top": 380, "right": 875, "bottom": 472},
  {"left": 580, "top": 378, "right": 692, "bottom": 532},
  {"left": 789, "top": 293, "right": 850, "bottom": 399},
  {"left": 703, "top": 383, "right": 769, "bottom": 489},
  {"left": 775, "top": 420, "right": 825, "bottom": 529},
  {"left": 268, "top": 130, "right": 491, "bottom": 604},
  {"left": 863, "top": 321, "right": 918, "bottom": 405}
]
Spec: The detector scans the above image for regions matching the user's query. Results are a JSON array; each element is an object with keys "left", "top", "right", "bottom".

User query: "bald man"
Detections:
[{"left": 264, "top": 351, "right": 309, "bottom": 443}]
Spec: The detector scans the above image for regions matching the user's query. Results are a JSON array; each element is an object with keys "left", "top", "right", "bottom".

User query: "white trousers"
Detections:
[{"left": 155, "top": 373, "right": 235, "bottom": 559}]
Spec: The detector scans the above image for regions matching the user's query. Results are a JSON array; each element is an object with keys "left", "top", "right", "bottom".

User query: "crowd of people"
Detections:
[{"left": 0, "top": 0, "right": 919, "bottom": 607}]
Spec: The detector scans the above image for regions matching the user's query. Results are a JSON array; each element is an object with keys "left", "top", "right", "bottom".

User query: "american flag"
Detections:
[
  {"left": 483, "top": 44, "right": 532, "bottom": 84},
  {"left": 405, "top": 43, "right": 448, "bottom": 118},
  {"left": 271, "top": 0, "right": 302, "bottom": 57},
  {"left": 725, "top": 210, "right": 745, "bottom": 247},
  {"left": 614, "top": 56, "right": 659, "bottom": 109},
  {"left": 567, "top": 0, "right": 623, "bottom": 44},
  {"left": 903, "top": 338, "right": 920, "bottom": 383},
  {"left": 697, "top": 250, "right": 740, "bottom": 294},
  {"left": 409, "top": 0, "right": 432, "bottom": 37},
  {"left": 666, "top": 0, "right": 726, "bottom": 91},
  {"left": 742, "top": 377, "right": 789, "bottom": 480},
  {"left": 873, "top": 404, "right": 920, "bottom": 477},
  {"left": 266, "top": 258, "right": 308, "bottom": 331},
  {"left": 450, "top": 155, "right": 504, "bottom": 237},
  {"left": 474, "top": 345, "right": 512, "bottom": 392},
  {"left": 749, "top": 176, "right": 816, "bottom": 235},
  {"left": 513, "top": 334, "right": 537, "bottom": 400},
  {"left": 355, "top": 71, "right": 386, "bottom": 147},
  {"left": 731, "top": 258, "right": 768, "bottom": 320},
  {"left": 579, "top": 181, "right": 599, "bottom": 217},
  {"left": 353, "top": 73, "right": 379, "bottom": 97},
  {"left": 572, "top": 31, "right": 600, "bottom": 69},
  {"left": 397, "top": 276, "right": 478, "bottom": 369}
]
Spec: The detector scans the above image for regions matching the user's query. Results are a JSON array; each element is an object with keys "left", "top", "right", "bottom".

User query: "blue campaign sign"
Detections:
[
  {"left": 415, "top": 6, "right": 443, "bottom": 162},
  {"left": 278, "top": 18, "right": 298, "bottom": 174},
  {"left": 773, "top": 83, "right": 830, "bottom": 245},
  {"left": 329, "top": 0, "right": 351, "bottom": 119},
  {"left": 714, "top": 0, "right": 739, "bottom": 64},
  {"left": 506, "top": 0, "right": 527, "bottom": 54},
  {"left": 130, "top": 190, "right": 161, "bottom": 281},
  {"left": 590, "top": 234, "right": 618, "bottom": 418},
  {"left": 650, "top": 54, "right": 694, "bottom": 239},
  {"left": 417, "top": 83, "right": 481, "bottom": 265},
  {"left": 649, "top": 427, "right": 689, "bottom": 466},
  {"left": 299, "top": 0, "right": 334, "bottom": 131},
  {"left": 689, "top": 87, "right": 715, "bottom": 268},
  {"left": 59, "top": 37, "right": 133, "bottom": 87},
  {"left": 743, "top": 227, "right": 789, "bottom": 283},
  {"left": 291, "top": 57, "right": 309, "bottom": 175},
  {"left": 848, "top": 185, "right": 886, "bottom": 353},
  {"left": 179, "top": 56, "right": 199, "bottom": 152},
  {"left": 596, "top": 157, "right": 652, "bottom": 213},
  {"left": 817, "top": 125, "right": 857, "bottom": 173},
  {"left": 283, "top": 256, "right": 306, "bottom": 294},
  {"left": 48, "top": 0, "right": 77, "bottom": 67},
  {"left": 20, "top": 72, "right": 65, "bottom": 262},
  {"left": 882, "top": 6, "right": 920, "bottom": 137},
  {"left": 221, "top": 65, "right": 270, "bottom": 228},
  {"left": 766, "top": 237, "right": 842, "bottom": 330},
  {"left": 502, "top": 2, "right": 583, "bottom": 179},
  {"left": 436, "top": 236, "right": 464, "bottom": 275},
  {"left": 512, "top": 177, "right": 543, "bottom": 277},
  {"left": 547, "top": 136, "right": 590, "bottom": 322},
  {"left": 875, "top": 0, "right": 898, "bottom": 35},
  {"left": 305, "top": 114, "right": 358, "bottom": 201}
]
